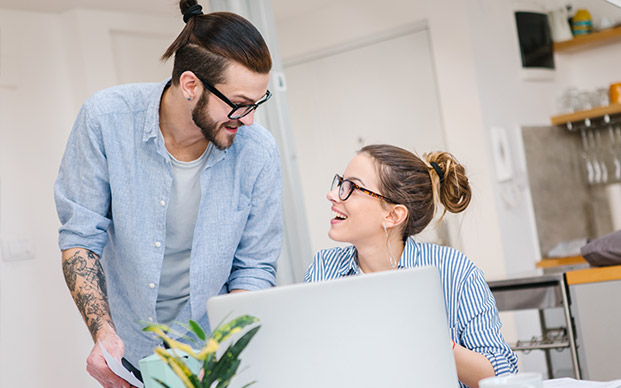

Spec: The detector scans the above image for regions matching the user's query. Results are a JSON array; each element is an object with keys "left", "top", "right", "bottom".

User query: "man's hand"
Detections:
[{"left": 86, "top": 329, "right": 136, "bottom": 388}]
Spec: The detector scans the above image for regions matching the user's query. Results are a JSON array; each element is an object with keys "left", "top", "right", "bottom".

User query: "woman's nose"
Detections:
[{"left": 326, "top": 187, "right": 339, "bottom": 202}]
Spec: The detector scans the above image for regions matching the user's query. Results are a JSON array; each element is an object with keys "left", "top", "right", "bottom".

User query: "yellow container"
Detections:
[{"left": 572, "top": 9, "right": 592, "bottom": 35}]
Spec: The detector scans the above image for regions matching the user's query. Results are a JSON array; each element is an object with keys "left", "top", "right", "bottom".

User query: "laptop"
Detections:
[{"left": 206, "top": 266, "right": 459, "bottom": 388}]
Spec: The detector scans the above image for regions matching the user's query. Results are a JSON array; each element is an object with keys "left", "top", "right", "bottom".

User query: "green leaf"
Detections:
[
  {"left": 143, "top": 322, "right": 198, "bottom": 345},
  {"left": 204, "top": 352, "right": 217, "bottom": 377},
  {"left": 168, "top": 328, "right": 199, "bottom": 343},
  {"left": 172, "top": 322, "right": 202, "bottom": 346},
  {"left": 166, "top": 355, "right": 200, "bottom": 388},
  {"left": 225, "top": 326, "right": 261, "bottom": 361},
  {"left": 217, "top": 358, "right": 241, "bottom": 386},
  {"left": 146, "top": 315, "right": 260, "bottom": 388},
  {"left": 142, "top": 322, "right": 172, "bottom": 333},
  {"left": 209, "top": 326, "right": 261, "bottom": 386},
  {"left": 189, "top": 320, "right": 206, "bottom": 341},
  {"left": 210, "top": 315, "right": 259, "bottom": 343}
]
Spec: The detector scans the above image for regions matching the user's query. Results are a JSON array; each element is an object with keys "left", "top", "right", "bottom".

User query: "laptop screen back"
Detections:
[{"left": 206, "top": 266, "right": 459, "bottom": 388}]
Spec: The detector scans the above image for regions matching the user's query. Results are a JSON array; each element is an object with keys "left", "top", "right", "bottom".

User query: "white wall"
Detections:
[
  {"left": 466, "top": 0, "right": 560, "bottom": 277},
  {"left": 0, "top": 8, "right": 179, "bottom": 388},
  {"left": 275, "top": 0, "right": 621, "bottom": 283},
  {"left": 0, "top": 10, "right": 90, "bottom": 388},
  {"left": 273, "top": 0, "right": 621, "bottom": 377},
  {"left": 284, "top": 26, "right": 448, "bottom": 260},
  {"left": 276, "top": 0, "right": 508, "bottom": 278}
]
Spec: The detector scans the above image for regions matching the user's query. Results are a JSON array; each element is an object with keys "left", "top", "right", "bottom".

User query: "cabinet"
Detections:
[
  {"left": 566, "top": 265, "right": 621, "bottom": 381},
  {"left": 487, "top": 274, "right": 581, "bottom": 379}
]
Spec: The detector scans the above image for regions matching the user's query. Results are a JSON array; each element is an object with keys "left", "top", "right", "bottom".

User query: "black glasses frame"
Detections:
[
  {"left": 195, "top": 74, "right": 272, "bottom": 120},
  {"left": 331, "top": 174, "right": 396, "bottom": 204}
]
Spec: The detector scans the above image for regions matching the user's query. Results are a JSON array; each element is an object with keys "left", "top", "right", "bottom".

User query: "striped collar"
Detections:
[{"left": 340, "top": 237, "right": 421, "bottom": 276}]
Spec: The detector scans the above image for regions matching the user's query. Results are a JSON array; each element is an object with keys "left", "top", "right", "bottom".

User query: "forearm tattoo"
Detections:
[{"left": 62, "top": 249, "right": 115, "bottom": 340}]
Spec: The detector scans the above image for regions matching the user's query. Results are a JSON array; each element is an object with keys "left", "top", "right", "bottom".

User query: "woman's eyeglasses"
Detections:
[{"left": 331, "top": 174, "right": 396, "bottom": 204}]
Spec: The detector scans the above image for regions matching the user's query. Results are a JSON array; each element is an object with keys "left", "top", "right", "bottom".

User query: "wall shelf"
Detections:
[
  {"left": 550, "top": 104, "right": 621, "bottom": 127},
  {"left": 554, "top": 25, "right": 621, "bottom": 53}
]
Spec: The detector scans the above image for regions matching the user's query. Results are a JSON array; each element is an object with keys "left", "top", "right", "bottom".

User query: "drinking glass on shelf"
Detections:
[
  {"left": 557, "top": 87, "right": 580, "bottom": 114},
  {"left": 581, "top": 129, "right": 595, "bottom": 184},
  {"left": 588, "top": 130, "right": 602, "bottom": 183},
  {"left": 595, "top": 130, "right": 608, "bottom": 183},
  {"left": 579, "top": 91, "right": 593, "bottom": 111},
  {"left": 609, "top": 126, "right": 621, "bottom": 181},
  {"left": 590, "top": 88, "right": 610, "bottom": 108}
]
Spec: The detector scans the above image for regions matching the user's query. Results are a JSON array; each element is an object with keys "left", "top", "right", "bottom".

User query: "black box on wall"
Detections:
[{"left": 515, "top": 11, "right": 555, "bottom": 70}]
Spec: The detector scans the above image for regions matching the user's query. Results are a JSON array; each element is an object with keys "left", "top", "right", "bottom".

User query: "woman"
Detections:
[{"left": 305, "top": 144, "right": 518, "bottom": 388}]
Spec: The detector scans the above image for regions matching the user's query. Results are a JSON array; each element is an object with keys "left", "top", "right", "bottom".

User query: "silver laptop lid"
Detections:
[{"left": 207, "top": 266, "right": 459, "bottom": 388}]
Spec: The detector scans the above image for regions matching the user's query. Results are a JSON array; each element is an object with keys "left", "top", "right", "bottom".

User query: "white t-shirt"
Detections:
[{"left": 156, "top": 144, "right": 211, "bottom": 324}]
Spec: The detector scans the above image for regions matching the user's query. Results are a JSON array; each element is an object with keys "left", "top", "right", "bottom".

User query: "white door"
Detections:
[{"left": 284, "top": 26, "right": 447, "bottom": 265}]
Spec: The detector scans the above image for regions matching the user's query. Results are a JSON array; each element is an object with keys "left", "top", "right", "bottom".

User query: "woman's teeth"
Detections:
[{"left": 332, "top": 210, "right": 347, "bottom": 220}]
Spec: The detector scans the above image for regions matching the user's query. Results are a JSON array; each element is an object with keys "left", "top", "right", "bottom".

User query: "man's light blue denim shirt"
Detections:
[{"left": 54, "top": 79, "right": 283, "bottom": 366}]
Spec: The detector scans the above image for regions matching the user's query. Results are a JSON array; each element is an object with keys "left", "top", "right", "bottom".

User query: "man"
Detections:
[{"left": 54, "top": 4, "right": 283, "bottom": 387}]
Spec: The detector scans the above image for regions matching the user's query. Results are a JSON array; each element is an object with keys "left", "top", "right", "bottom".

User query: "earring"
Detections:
[
  {"left": 384, "top": 224, "right": 398, "bottom": 268},
  {"left": 187, "top": 96, "right": 192, "bottom": 101}
]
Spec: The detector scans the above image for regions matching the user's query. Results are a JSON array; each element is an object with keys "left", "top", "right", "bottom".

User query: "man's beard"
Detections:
[{"left": 192, "top": 91, "right": 238, "bottom": 150}]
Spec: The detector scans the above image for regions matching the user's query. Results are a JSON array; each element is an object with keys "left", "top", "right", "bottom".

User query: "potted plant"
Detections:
[{"left": 141, "top": 315, "right": 260, "bottom": 388}]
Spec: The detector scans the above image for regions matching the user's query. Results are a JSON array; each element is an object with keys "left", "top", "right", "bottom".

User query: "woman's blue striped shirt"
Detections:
[{"left": 305, "top": 237, "right": 518, "bottom": 386}]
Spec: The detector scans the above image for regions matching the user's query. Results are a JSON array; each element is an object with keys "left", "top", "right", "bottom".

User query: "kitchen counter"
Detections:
[
  {"left": 488, "top": 260, "right": 621, "bottom": 380},
  {"left": 565, "top": 264, "right": 621, "bottom": 285},
  {"left": 536, "top": 255, "right": 590, "bottom": 274},
  {"left": 565, "top": 265, "right": 621, "bottom": 380},
  {"left": 536, "top": 255, "right": 587, "bottom": 269}
]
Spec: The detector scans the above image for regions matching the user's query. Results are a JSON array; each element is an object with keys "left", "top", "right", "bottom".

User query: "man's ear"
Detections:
[
  {"left": 384, "top": 204, "right": 408, "bottom": 229},
  {"left": 179, "top": 71, "right": 200, "bottom": 101}
]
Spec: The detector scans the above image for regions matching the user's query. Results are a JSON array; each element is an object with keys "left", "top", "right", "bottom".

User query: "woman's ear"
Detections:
[{"left": 384, "top": 205, "right": 408, "bottom": 229}]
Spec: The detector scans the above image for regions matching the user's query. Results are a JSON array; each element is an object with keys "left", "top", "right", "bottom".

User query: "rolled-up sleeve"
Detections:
[
  {"left": 457, "top": 269, "right": 519, "bottom": 376},
  {"left": 54, "top": 104, "right": 112, "bottom": 256},
  {"left": 226, "top": 144, "right": 283, "bottom": 291}
]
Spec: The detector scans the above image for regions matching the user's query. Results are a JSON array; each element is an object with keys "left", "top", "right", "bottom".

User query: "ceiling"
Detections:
[{"left": 0, "top": 0, "right": 335, "bottom": 22}]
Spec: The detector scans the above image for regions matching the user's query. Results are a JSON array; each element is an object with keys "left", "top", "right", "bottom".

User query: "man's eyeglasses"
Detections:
[
  {"left": 331, "top": 174, "right": 396, "bottom": 204},
  {"left": 196, "top": 75, "right": 272, "bottom": 120}
]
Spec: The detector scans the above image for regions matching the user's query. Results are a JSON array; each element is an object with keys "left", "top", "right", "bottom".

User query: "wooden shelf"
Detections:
[
  {"left": 550, "top": 103, "right": 621, "bottom": 126},
  {"left": 554, "top": 25, "right": 621, "bottom": 53}
]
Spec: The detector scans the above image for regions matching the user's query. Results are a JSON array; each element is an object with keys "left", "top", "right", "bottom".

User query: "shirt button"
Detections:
[
  {"left": 149, "top": 283, "right": 155, "bottom": 289},
  {"left": 155, "top": 241, "right": 161, "bottom": 248},
  {"left": 148, "top": 317, "right": 154, "bottom": 322},
  {"left": 160, "top": 200, "right": 166, "bottom": 206}
]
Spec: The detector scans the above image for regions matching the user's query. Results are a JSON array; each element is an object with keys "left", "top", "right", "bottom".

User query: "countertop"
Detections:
[{"left": 535, "top": 255, "right": 621, "bottom": 285}]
